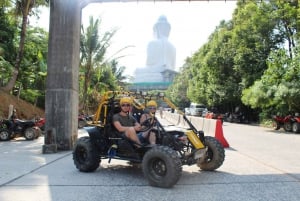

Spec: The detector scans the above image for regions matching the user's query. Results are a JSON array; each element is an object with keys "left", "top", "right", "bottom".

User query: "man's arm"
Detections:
[{"left": 113, "top": 121, "right": 126, "bottom": 132}]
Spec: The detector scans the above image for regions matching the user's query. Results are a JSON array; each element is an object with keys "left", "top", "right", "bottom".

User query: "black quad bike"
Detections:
[
  {"left": 72, "top": 91, "right": 225, "bottom": 188},
  {"left": 0, "top": 119, "right": 41, "bottom": 141}
]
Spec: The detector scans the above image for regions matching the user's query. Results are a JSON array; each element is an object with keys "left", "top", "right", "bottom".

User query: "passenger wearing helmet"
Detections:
[
  {"left": 138, "top": 100, "right": 157, "bottom": 145},
  {"left": 112, "top": 97, "right": 142, "bottom": 147}
]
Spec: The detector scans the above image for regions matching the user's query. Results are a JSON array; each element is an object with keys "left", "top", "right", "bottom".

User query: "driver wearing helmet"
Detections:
[
  {"left": 138, "top": 100, "right": 157, "bottom": 145},
  {"left": 113, "top": 97, "right": 142, "bottom": 147}
]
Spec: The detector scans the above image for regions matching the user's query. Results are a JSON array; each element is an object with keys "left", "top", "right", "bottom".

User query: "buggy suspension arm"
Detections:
[{"left": 162, "top": 97, "right": 205, "bottom": 148}]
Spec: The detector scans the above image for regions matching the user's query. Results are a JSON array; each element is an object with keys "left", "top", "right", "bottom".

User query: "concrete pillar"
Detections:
[{"left": 44, "top": 0, "right": 81, "bottom": 152}]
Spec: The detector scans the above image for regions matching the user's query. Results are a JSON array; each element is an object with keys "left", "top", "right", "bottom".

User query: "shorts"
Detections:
[{"left": 138, "top": 132, "right": 148, "bottom": 144}]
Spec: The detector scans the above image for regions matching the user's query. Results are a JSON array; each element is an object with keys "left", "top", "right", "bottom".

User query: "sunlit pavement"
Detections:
[{"left": 0, "top": 124, "right": 299, "bottom": 201}]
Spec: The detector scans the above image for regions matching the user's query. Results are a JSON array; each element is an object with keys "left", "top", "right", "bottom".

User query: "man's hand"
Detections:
[{"left": 134, "top": 124, "right": 141, "bottom": 131}]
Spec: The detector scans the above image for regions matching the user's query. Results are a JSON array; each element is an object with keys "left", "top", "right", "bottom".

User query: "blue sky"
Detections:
[{"left": 32, "top": 1, "right": 237, "bottom": 76}]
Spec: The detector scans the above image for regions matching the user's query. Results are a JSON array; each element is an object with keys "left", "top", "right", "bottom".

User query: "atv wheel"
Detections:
[
  {"left": 292, "top": 122, "right": 300, "bottom": 133},
  {"left": 35, "top": 127, "right": 42, "bottom": 139},
  {"left": 197, "top": 136, "right": 225, "bottom": 171},
  {"left": 0, "top": 129, "right": 10, "bottom": 141},
  {"left": 272, "top": 121, "right": 280, "bottom": 130},
  {"left": 73, "top": 136, "right": 100, "bottom": 172},
  {"left": 142, "top": 146, "right": 182, "bottom": 188},
  {"left": 283, "top": 122, "right": 292, "bottom": 132},
  {"left": 24, "top": 127, "right": 36, "bottom": 140}
]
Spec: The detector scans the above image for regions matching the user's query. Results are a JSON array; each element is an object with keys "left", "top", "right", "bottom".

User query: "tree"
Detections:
[
  {"left": 0, "top": 4, "right": 17, "bottom": 87},
  {"left": 167, "top": 60, "right": 192, "bottom": 108},
  {"left": 79, "top": 16, "right": 117, "bottom": 112},
  {"left": 242, "top": 48, "right": 300, "bottom": 115},
  {"left": 1, "top": 0, "right": 48, "bottom": 92}
]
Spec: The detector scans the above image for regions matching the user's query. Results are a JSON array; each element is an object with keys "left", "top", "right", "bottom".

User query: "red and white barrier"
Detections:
[{"left": 161, "top": 111, "right": 229, "bottom": 148}]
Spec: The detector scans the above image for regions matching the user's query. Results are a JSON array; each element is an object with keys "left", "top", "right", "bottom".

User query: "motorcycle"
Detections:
[
  {"left": 272, "top": 114, "right": 294, "bottom": 132},
  {"left": 0, "top": 119, "right": 41, "bottom": 141}
]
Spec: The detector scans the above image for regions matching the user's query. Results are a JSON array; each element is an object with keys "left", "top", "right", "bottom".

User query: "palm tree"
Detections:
[{"left": 80, "top": 16, "right": 116, "bottom": 112}]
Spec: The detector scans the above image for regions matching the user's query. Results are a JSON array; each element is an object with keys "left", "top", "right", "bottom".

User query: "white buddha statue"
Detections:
[{"left": 134, "top": 15, "right": 176, "bottom": 83}]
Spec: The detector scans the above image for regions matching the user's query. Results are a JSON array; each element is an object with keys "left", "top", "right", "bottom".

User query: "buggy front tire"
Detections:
[
  {"left": 142, "top": 146, "right": 182, "bottom": 188},
  {"left": 73, "top": 136, "right": 100, "bottom": 172},
  {"left": 197, "top": 136, "right": 225, "bottom": 171}
]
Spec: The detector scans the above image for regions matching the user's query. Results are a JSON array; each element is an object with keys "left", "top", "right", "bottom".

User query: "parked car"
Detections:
[
  {"left": 189, "top": 103, "right": 208, "bottom": 117},
  {"left": 184, "top": 108, "right": 191, "bottom": 115}
]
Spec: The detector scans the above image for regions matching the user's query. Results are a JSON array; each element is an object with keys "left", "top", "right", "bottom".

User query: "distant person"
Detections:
[
  {"left": 8, "top": 109, "right": 18, "bottom": 130},
  {"left": 112, "top": 97, "right": 142, "bottom": 147},
  {"left": 139, "top": 100, "right": 158, "bottom": 145},
  {"left": 159, "top": 106, "right": 163, "bottom": 118},
  {"left": 9, "top": 109, "right": 18, "bottom": 122}
]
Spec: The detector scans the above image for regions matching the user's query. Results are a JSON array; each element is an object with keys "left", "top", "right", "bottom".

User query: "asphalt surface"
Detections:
[{"left": 0, "top": 118, "right": 299, "bottom": 201}]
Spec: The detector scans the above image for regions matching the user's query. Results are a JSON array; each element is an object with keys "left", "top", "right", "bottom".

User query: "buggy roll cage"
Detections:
[{"left": 90, "top": 91, "right": 201, "bottom": 135}]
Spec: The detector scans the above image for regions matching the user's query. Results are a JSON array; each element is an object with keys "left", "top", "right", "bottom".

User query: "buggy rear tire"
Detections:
[
  {"left": 197, "top": 136, "right": 225, "bottom": 171},
  {"left": 292, "top": 122, "right": 300, "bottom": 133},
  {"left": 0, "top": 129, "right": 10, "bottom": 141},
  {"left": 24, "top": 127, "right": 36, "bottom": 140},
  {"left": 142, "top": 146, "right": 182, "bottom": 188},
  {"left": 73, "top": 136, "right": 100, "bottom": 172}
]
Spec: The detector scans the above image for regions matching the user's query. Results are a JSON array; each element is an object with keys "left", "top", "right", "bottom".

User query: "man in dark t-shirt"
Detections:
[{"left": 112, "top": 97, "right": 142, "bottom": 146}]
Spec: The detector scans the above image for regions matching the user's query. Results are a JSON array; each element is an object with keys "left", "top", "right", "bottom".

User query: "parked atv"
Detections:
[
  {"left": 272, "top": 114, "right": 294, "bottom": 132},
  {"left": 35, "top": 117, "right": 46, "bottom": 132},
  {"left": 72, "top": 91, "right": 225, "bottom": 188},
  {"left": 0, "top": 119, "right": 41, "bottom": 141}
]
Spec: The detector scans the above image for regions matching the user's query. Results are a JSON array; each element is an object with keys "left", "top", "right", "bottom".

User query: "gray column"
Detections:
[{"left": 44, "top": 0, "right": 81, "bottom": 152}]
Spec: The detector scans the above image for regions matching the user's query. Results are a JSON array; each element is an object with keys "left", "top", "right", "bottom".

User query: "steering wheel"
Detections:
[{"left": 140, "top": 117, "right": 156, "bottom": 132}]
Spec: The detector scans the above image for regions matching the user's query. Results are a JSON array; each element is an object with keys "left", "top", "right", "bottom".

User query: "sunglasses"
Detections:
[
  {"left": 121, "top": 104, "right": 131, "bottom": 107},
  {"left": 149, "top": 107, "right": 156, "bottom": 109}
]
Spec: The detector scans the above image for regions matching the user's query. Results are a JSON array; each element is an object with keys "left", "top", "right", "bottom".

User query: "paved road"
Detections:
[{"left": 0, "top": 122, "right": 299, "bottom": 201}]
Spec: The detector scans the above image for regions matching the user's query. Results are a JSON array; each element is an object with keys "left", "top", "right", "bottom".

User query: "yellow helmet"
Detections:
[
  {"left": 146, "top": 100, "right": 157, "bottom": 107},
  {"left": 120, "top": 97, "right": 132, "bottom": 105}
]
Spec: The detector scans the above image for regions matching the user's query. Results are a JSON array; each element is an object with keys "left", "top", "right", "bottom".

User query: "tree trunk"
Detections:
[{"left": 0, "top": 1, "right": 30, "bottom": 92}]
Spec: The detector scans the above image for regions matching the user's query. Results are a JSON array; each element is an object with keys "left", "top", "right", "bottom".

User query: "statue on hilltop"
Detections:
[{"left": 133, "top": 15, "right": 177, "bottom": 83}]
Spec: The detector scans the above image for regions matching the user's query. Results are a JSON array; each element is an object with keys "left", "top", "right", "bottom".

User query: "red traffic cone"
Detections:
[{"left": 215, "top": 119, "right": 229, "bottom": 148}]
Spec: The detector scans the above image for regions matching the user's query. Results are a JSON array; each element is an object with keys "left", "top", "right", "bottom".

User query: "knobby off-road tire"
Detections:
[
  {"left": 0, "top": 129, "right": 10, "bottom": 141},
  {"left": 142, "top": 145, "right": 182, "bottom": 188},
  {"left": 197, "top": 136, "right": 225, "bottom": 171},
  {"left": 24, "top": 127, "right": 36, "bottom": 140},
  {"left": 73, "top": 136, "right": 100, "bottom": 172},
  {"left": 292, "top": 122, "right": 300, "bottom": 133}
]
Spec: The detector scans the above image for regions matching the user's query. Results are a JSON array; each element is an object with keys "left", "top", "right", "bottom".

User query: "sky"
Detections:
[{"left": 32, "top": 1, "right": 237, "bottom": 76}]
